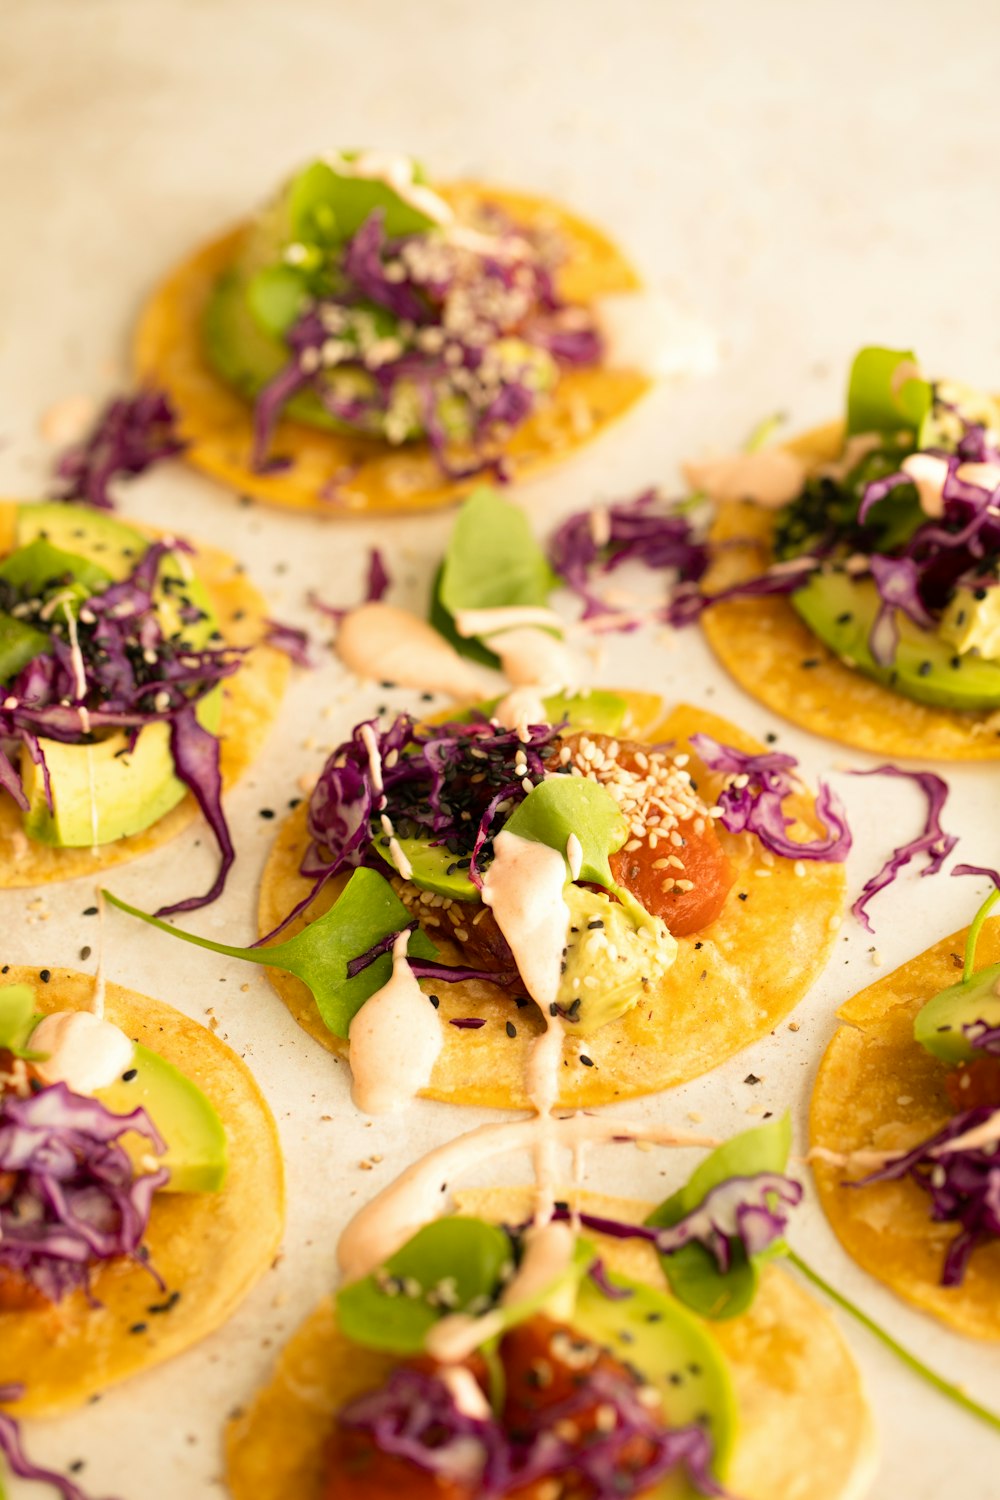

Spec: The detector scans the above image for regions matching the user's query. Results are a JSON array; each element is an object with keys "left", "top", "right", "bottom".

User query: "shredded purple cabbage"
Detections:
[
  {"left": 554, "top": 1172, "right": 802, "bottom": 1272},
  {"left": 308, "top": 546, "right": 393, "bottom": 624},
  {"left": 0, "top": 1386, "right": 121, "bottom": 1500},
  {"left": 867, "top": 554, "right": 937, "bottom": 666},
  {"left": 849, "top": 767, "right": 957, "bottom": 933},
  {"left": 548, "top": 490, "right": 709, "bottom": 624},
  {"left": 449, "top": 1017, "right": 487, "bottom": 1030},
  {"left": 52, "top": 391, "right": 185, "bottom": 511},
  {"left": 249, "top": 206, "right": 602, "bottom": 482},
  {"left": 852, "top": 1107, "right": 1000, "bottom": 1285},
  {"left": 688, "top": 734, "right": 852, "bottom": 863},
  {"left": 0, "top": 539, "right": 245, "bottom": 915},
  {"left": 965, "top": 1021, "right": 1000, "bottom": 1056},
  {"left": 263, "top": 618, "right": 315, "bottom": 668},
  {"left": 339, "top": 1362, "right": 728, "bottom": 1498},
  {"left": 0, "top": 1084, "right": 167, "bottom": 1305},
  {"left": 586, "top": 1256, "right": 634, "bottom": 1300},
  {"left": 344, "top": 927, "right": 514, "bottom": 987}
]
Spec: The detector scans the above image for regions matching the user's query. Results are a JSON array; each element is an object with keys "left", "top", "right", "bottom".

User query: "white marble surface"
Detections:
[{"left": 1, "top": 2, "right": 999, "bottom": 1496}]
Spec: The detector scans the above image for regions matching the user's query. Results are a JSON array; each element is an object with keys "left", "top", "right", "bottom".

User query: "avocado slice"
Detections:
[
  {"left": 0, "top": 537, "right": 114, "bottom": 599},
  {"left": 0, "top": 611, "right": 50, "bottom": 684},
  {"left": 94, "top": 1043, "right": 227, "bottom": 1194},
  {"left": 466, "top": 689, "right": 631, "bottom": 736},
  {"left": 19, "top": 684, "right": 222, "bottom": 847},
  {"left": 913, "top": 962, "right": 1000, "bottom": 1065},
  {"left": 15, "top": 502, "right": 149, "bottom": 580},
  {"left": 571, "top": 1271, "right": 737, "bottom": 1485},
  {"left": 373, "top": 836, "right": 477, "bottom": 902},
  {"left": 791, "top": 568, "right": 1000, "bottom": 710}
]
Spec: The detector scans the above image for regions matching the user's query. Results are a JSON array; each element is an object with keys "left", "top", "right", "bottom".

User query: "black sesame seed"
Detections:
[
  {"left": 917, "top": 661, "right": 932, "bottom": 678},
  {"left": 259, "top": 808, "right": 275, "bottom": 820},
  {"left": 579, "top": 1054, "right": 594, "bottom": 1068},
  {"left": 121, "top": 1068, "right": 139, "bottom": 1083},
  {"left": 506, "top": 1021, "right": 517, "bottom": 1038},
  {"left": 129, "top": 1322, "right": 148, "bottom": 1335},
  {"left": 693, "top": 941, "right": 703, "bottom": 950},
  {"left": 800, "top": 657, "right": 821, "bottom": 669},
  {"left": 586, "top": 919, "right": 605, "bottom": 930},
  {"left": 835, "top": 611, "right": 853, "bottom": 625},
  {"left": 39, "top": 969, "right": 51, "bottom": 983},
  {"left": 738, "top": 891, "right": 748, "bottom": 901},
  {"left": 79, "top": 945, "right": 92, "bottom": 961},
  {"left": 765, "top": 732, "right": 778, "bottom": 744},
  {"left": 744, "top": 1073, "right": 761, "bottom": 1085},
  {"left": 428, "top": 995, "right": 440, "bottom": 1008},
  {"left": 83, "top": 906, "right": 98, "bottom": 916},
  {"left": 147, "top": 1289, "right": 182, "bottom": 1314}
]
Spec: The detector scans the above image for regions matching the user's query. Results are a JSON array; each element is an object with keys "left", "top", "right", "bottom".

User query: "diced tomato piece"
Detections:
[
  {"left": 557, "top": 734, "right": 734, "bottom": 937},
  {"left": 0, "top": 1261, "right": 49, "bottom": 1313},
  {"left": 321, "top": 1426, "right": 476, "bottom": 1500},
  {"left": 945, "top": 1057, "right": 1000, "bottom": 1112}
]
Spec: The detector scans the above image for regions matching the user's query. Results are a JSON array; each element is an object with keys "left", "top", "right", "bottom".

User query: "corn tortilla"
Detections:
[
  {"left": 257, "top": 693, "right": 847, "bottom": 1108},
  {"left": 0, "top": 501, "right": 289, "bottom": 889},
  {"left": 134, "top": 182, "right": 651, "bottom": 516},
  {"left": 700, "top": 421, "right": 1000, "bottom": 760},
  {"left": 226, "top": 1187, "right": 876, "bottom": 1500},
  {"left": 0, "top": 966, "right": 285, "bottom": 1415},
  {"left": 810, "top": 919, "right": 1000, "bottom": 1340}
]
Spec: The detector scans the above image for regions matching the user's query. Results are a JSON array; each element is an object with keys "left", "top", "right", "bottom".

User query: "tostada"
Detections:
[
  {"left": 0, "top": 964, "right": 283, "bottom": 1427},
  {"left": 811, "top": 895, "right": 1000, "bottom": 1339},
  {"left": 134, "top": 150, "right": 652, "bottom": 514},
  {"left": 0, "top": 499, "right": 286, "bottom": 910},
  {"left": 226, "top": 1116, "right": 875, "bottom": 1500},
  {"left": 112, "top": 688, "right": 849, "bottom": 1111},
  {"left": 696, "top": 347, "right": 1000, "bottom": 759}
]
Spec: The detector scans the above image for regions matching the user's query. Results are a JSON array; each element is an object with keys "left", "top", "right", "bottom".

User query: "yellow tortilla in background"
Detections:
[
  {"left": 810, "top": 920, "right": 1000, "bottom": 1340},
  {"left": 0, "top": 503, "right": 289, "bottom": 889},
  {"left": 0, "top": 966, "right": 285, "bottom": 1415},
  {"left": 700, "top": 421, "right": 1000, "bottom": 761},
  {"left": 257, "top": 693, "right": 847, "bottom": 1108},
  {"left": 134, "top": 182, "right": 651, "bottom": 516},
  {"left": 226, "top": 1187, "right": 876, "bottom": 1500}
]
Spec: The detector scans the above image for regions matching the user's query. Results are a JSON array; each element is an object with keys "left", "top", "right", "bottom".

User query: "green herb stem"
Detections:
[
  {"left": 964, "top": 887, "right": 1000, "bottom": 983},
  {"left": 788, "top": 1251, "right": 1000, "bottom": 1435}
]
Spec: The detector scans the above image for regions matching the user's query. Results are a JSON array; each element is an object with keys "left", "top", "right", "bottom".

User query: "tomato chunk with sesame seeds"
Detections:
[
  {"left": 556, "top": 733, "right": 735, "bottom": 937},
  {"left": 322, "top": 1427, "right": 477, "bottom": 1500},
  {"left": 945, "top": 1056, "right": 1000, "bottom": 1112}
]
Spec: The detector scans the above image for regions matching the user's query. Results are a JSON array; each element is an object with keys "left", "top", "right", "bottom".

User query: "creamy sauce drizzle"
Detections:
[
  {"left": 483, "top": 626, "right": 575, "bottom": 690},
  {"left": 683, "top": 448, "right": 807, "bottom": 509},
  {"left": 482, "top": 832, "right": 569, "bottom": 1015},
  {"left": 347, "top": 930, "right": 442, "bottom": 1115},
  {"left": 327, "top": 150, "right": 453, "bottom": 225},
  {"left": 337, "top": 603, "right": 484, "bottom": 700},
  {"left": 359, "top": 721, "right": 413, "bottom": 880},
  {"left": 337, "top": 1113, "right": 723, "bottom": 1281},
  {"left": 901, "top": 453, "right": 950, "bottom": 518},
  {"left": 453, "top": 606, "right": 566, "bottom": 638},
  {"left": 31, "top": 1011, "right": 134, "bottom": 1094},
  {"left": 492, "top": 686, "right": 551, "bottom": 741}
]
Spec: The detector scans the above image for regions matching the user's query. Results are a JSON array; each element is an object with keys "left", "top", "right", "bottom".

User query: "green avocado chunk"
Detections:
[
  {"left": 0, "top": 611, "right": 50, "bottom": 684},
  {"left": 4, "top": 503, "right": 225, "bottom": 848},
  {"left": 913, "top": 962, "right": 1000, "bottom": 1065},
  {"left": 571, "top": 1271, "right": 737, "bottom": 1484},
  {"left": 15, "top": 502, "right": 149, "bottom": 579},
  {"left": 93, "top": 1043, "right": 228, "bottom": 1194},
  {"left": 557, "top": 886, "right": 677, "bottom": 1036},
  {"left": 791, "top": 568, "right": 1000, "bottom": 710}
]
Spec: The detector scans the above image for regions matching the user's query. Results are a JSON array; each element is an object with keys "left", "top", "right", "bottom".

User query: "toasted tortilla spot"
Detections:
[
  {"left": 700, "top": 419, "right": 1000, "bottom": 760},
  {"left": 811, "top": 920, "right": 1000, "bottom": 1340},
  {"left": 0, "top": 502, "right": 289, "bottom": 888},
  {"left": 0, "top": 968, "right": 285, "bottom": 1414},
  {"left": 226, "top": 1186, "right": 875, "bottom": 1500},
  {"left": 134, "top": 182, "right": 651, "bottom": 516},
  {"left": 256, "top": 693, "right": 846, "bottom": 1108}
]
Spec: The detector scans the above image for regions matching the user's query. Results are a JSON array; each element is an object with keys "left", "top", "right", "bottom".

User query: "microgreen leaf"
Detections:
[
  {"left": 103, "top": 868, "right": 437, "bottom": 1040},
  {"left": 846, "top": 346, "right": 932, "bottom": 438},
  {"left": 788, "top": 1250, "right": 1000, "bottom": 1435},
  {"left": 434, "top": 488, "right": 559, "bottom": 662},
  {"left": 645, "top": 1116, "right": 792, "bottom": 1320},
  {"left": 287, "top": 158, "right": 439, "bottom": 247},
  {"left": 337, "top": 1218, "right": 514, "bottom": 1355}
]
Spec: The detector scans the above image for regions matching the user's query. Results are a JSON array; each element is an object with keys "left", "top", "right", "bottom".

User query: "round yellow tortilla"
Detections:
[
  {"left": 811, "top": 920, "right": 1000, "bottom": 1340},
  {"left": 0, "top": 501, "right": 289, "bottom": 889},
  {"left": 700, "top": 420, "right": 1000, "bottom": 760},
  {"left": 134, "top": 181, "right": 652, "bottom": 516},
  {"left": 0, "top": 966, "right": 285, "bottom": 1415},
  {"left": 257, "top": 692, "right": 847, "bottom": 1108},
  {"left": 226, "top": 1186, "right": 875, "bottom": 1500}
]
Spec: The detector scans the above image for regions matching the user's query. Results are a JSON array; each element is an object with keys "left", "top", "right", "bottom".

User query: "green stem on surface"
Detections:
[
  {"left": 964, "top": 886, "right": 1000, "bottom": 983},
  {"left": 788, "top": 1251, "right": 1000, "bottom": 1435}
]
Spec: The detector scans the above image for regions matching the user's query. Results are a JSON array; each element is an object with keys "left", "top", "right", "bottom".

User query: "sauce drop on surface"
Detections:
[
  {"left": 337, "top": 603, "right": 483, "bottom": 700},
  {"left": 30, "top": 1011, "right": 135, "bottom": 1095},
  {"left": 682, "top": 448, "right": 807, "bottom": 508},
  {"left": 348, "top": 931, "right": 443, "bottom": 1116}
]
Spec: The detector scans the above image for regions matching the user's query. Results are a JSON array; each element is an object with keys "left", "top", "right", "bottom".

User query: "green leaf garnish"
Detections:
[
  {"left": 338, "top": 1218, "right": 514, "bottom": 1355},
  {"left": 103, "top": 868, "right": 437, "bottom": 1040},
  {"left": 287, "top": 157, "right": 439, "bottom": 248},
  {"left": 432, "top": 488, "right": 559, "bottom": 665},
  {"left": 788, "top": 1251, "right": 1000, "bottom": 1435},
  {"left": 846, "top": 346, "right": 932, "bottom": 438},
  {"left": 645, "top": 1116, "right": 792, "bottom": 1320}
]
